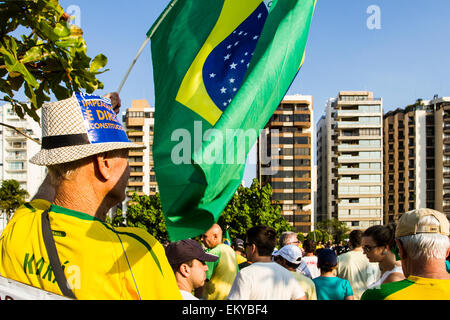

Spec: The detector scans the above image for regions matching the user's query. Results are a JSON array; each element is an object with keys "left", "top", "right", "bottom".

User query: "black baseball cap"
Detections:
[
  {"left": 232, "top": 238, "right": 245, "bottom": 250},
  {"left": 165, "top": 239, "right": 219, "bottom": 266},
  {"left": 317, "top": 249, "right": 338, "bottom": 268}
]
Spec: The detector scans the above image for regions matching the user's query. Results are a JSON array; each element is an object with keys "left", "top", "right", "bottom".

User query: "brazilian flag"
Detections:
[
  {"left": 150, "top": 0, "right": 316, "bottom": 241},
  {"left": 223, "top": 229, "right": 232, "bottom": 246}
]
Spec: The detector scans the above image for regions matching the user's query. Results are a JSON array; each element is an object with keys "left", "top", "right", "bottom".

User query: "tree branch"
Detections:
[{"left": 0, "top": 122, "right": 41, "bottom": 145}]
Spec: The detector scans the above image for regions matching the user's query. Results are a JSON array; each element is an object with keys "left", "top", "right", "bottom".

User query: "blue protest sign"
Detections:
[{"left": 75, "top": 92, "right": 131, "bottom": 144}]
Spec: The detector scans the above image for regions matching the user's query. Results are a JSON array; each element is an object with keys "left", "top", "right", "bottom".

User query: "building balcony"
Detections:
[
  {"left": 127, "top": 181, "right": 145, "bottom": 187},
  {"left": 4, "top": 134, "right": 26, "bottom": 141},
  {"left": 338, "top": 144, "right": 381, "bottom": 152},
  {"left": 336, "top": 110, "right": 380, "bottom": 118},
  {"left": 5, "top": 167, "right": 27, "bottom": 173},
  {"left": 127, "top": 131, "right": 145, "bottom": 137},
  {"left": 126, "top": 118, "right": 145, "bottom": 126},
  {"left": 5, "top": 157, "right": 27, "bottom": 161},
  {"left": 127, "top": 191, "right": 145, "bottom": 197},
  {"left": 129, "top": 151, "right": 145, "bottom": 157},
  {"left": 337, "top": 156, "right": 382, "bottom": 163},
  {"left": 336, "top": 122, "right": 381, "bottom": 129},
  {"left": 293, "top": 122, "right": 311, "bottom": 128},
  {"left": 338, "top": 168, "right": 381, "bottom": 175},
  {"left": 6, "top": 144, "right": 26, "bottom": 151},
  {"left": 130, "top": 171, "right": 145, "bottom": 177}
]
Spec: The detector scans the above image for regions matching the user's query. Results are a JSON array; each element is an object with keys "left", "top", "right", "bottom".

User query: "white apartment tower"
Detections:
[
  {"left": 0, "top": 104, "right": 47, "bottom": 232},
  {"left": 0, "top": 104, "right": 46, "bottom": 196},
  {"left": 317, "top": 91, "right": 384, "bottom": 230}
]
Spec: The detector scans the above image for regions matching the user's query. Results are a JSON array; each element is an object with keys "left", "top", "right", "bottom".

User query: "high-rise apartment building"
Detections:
[
  {"left": 0, "top": 104, "right": 47, "bottom": 232},
  {"left": 122, "top": 100, "right": 158, "bottom": 203},
  {"left": 257, "top": 95, "right": 314, "bottom": 234},
  {"left": 383, "top": 96, "right": 450, "bottom": 222},
  {"left": 317, "top": 91, "right": 384, "bottom": 230}
]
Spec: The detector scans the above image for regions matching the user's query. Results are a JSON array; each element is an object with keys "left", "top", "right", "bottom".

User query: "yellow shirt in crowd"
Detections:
[{"left": 0, "top": 199, "right": 181, "bottom": 300}]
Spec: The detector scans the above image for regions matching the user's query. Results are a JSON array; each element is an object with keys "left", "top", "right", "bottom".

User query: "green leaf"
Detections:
[
  {"left": 38, "top": 20, "right": 59, "bottom": 42},
  {"left": 0, "top": 47, "right": 39, "bottom": 89},
  {"left": 53, "top": 22, "right": 71, "bottom": 38},
  {"left": 24, "top": 82, "right": 38, "bottom": 108},
  {"left": 21, "top": 46, "right": 44, "bottom": 64},
  {"left": 6, "top": 74, "right": 24, "bottom": 91},
  {"left": 89, "top": 54, "right": 108, "bottom": 73}
]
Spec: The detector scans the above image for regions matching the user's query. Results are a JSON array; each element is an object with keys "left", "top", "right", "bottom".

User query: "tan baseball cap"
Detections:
[{"left": 396, "top": 208, "right": 450, "bottom": 238}]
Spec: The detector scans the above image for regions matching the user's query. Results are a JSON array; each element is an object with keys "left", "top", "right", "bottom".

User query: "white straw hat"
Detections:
[{"left": 30, "top": 92, "right": 144, "bottom": 166}]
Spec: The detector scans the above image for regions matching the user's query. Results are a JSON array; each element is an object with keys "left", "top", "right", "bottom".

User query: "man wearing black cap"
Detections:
[{"left": 165, "top": 239, "right": 219, "bottom": 300}]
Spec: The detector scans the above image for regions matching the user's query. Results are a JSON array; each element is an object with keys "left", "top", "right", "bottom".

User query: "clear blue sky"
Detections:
[{"left": 55, "top": 0, "right": 450, "bottom": 184}]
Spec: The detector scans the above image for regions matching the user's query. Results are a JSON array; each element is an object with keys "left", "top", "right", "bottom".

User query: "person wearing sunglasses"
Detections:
[{"left": 361, "top": 224, "right": 405, "bottom": 289}]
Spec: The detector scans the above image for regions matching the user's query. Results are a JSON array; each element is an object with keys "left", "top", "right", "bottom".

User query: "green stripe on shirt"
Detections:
[{"left": 361, "top": 279, "right": 415, "bottom": 300}]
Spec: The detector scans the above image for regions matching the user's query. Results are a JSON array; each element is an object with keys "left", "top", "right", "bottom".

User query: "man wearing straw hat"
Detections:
[{"left": 0, "top": 92, "right": 181, "bottom": 300}]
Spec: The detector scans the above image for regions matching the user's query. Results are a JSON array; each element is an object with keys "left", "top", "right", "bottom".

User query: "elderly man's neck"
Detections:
[
  {"left": 53, "top": 181, "right": 112, "bottom": 221},
  {"left": 403, "top": 258, "right": 450, "bottom": 279}
]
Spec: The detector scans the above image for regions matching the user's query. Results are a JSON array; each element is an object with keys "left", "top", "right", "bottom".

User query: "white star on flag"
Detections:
[
  {"left": 224, "top": 54, "right": 231, "bottom": 60},
  {"left": 230, "top": 62, "right": 237, "bottom": 69},
  {"left": 220, "top": 87, "right": 227, "bottom": 94},
  {"left": 209, "top": 73, "right": 216, "bottom": 78}
]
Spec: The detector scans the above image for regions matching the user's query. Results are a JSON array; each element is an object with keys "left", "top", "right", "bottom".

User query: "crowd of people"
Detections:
[
  {"left": 165, "top": 211, "right": 450, "bottom": 300},
  {"left": 0, "top": 92, "right": 449, "bottom": 300}
]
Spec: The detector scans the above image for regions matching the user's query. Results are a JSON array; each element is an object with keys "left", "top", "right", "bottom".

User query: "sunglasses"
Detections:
[
  {"left": 243, "top": 241, "right": 253, "bottom": 247},
  {"left": 363, "top": 245, "right": 378, "bottom": 253}
]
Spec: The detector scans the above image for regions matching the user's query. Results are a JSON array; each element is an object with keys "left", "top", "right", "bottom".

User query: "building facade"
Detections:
[
  {"left": 317, "top": 91, "right": 384, "bottom": 230},
  {"left": 257, "top": 95, "right": 314, "bottom": 234},
  {"left": 383, "top": 97, "right": 450, "bottom": 222},
  {"left": 122, "top": 100, "right": 158, "bottom": 203},
  {"left": 0, "top": 104, "right": 47, "bottom": 233}
]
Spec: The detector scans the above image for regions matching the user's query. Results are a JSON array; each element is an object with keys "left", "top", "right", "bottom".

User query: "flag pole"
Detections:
[
  {"left": 117, "top": 37, "right": 150, "bottom": 94},
  {"left": 116, "top": 0, "right": 179, "bottom": 94}
]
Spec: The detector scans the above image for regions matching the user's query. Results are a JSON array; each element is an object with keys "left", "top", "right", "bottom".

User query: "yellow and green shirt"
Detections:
[
  {"left": 361, "top": 276, "right": 450, "bottom": 300},
  {"left": 203, "top": 244, "right": 239, "bottom": 300},
  {"left": 0, "top": 199, "right": 181, "bottom": 300}
]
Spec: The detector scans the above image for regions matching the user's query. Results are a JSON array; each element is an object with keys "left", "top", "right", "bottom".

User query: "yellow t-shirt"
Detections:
[
  {"left": 203, "top": 244, "right": 239, "bottom": 300},
  {"left": 0, "top": 200, "right": 181, "bottom": 300},
  {"left": 236, "top": 253, "right": 247, "bottom": 265},
  {"left": 291, "top": 271, "right": 317, "bottom": 300},
  {"left": 361, "top": 275, "right": 450, "bottom": 300}
]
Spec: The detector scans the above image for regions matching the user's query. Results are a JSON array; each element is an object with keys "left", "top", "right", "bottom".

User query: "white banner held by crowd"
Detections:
[{"left": 0, "top": 275, "right": 69, "bottom": 300}]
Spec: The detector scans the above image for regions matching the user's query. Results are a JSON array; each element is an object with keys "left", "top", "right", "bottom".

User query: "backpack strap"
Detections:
[{"left": 41, "top": 209, "right": 76, "bottom": 299}]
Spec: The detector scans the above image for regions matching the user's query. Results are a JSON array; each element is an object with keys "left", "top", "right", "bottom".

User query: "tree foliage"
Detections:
[
  {"left": 316, "top": 218, "right": 351, "bottom": 242},
  {"left": 0, "top": 179, "right": 29, "bottom": 221},
  {"left": 0, "top": 0, "right": 108, "bottom": 122},
  {"left": 218, "top": 178, "right": 294, "bottom": 240},
  {"left": 117, "top": 192, "right": 170, "bottom": 243},
  {"left": 111, "top": 179, "right": 293, "bottom": 243}
]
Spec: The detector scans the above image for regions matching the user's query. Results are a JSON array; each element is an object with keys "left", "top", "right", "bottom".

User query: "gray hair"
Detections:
[
  {"left": 279, "top": 231, "right": 297, "bottom": 247},
  {"left": 48, "top": 149, "right": 129, "bottom": 185},
  {"left": 398, "top": 215, "right": 450, "bottom": 261}
]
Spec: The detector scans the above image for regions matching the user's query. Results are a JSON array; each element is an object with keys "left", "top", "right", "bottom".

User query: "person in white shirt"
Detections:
[
  {"left": 336, "top": 230, "right": 380, "bottom": 300},
  {"left": 228, "top": 226, "right": 306, "bottom": 300},
  {"left": 301, "top": 239, "right": 321, "bottom": 279},
  {"left": 165, "top": 239, "right": 219, "bottom": 300}
]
